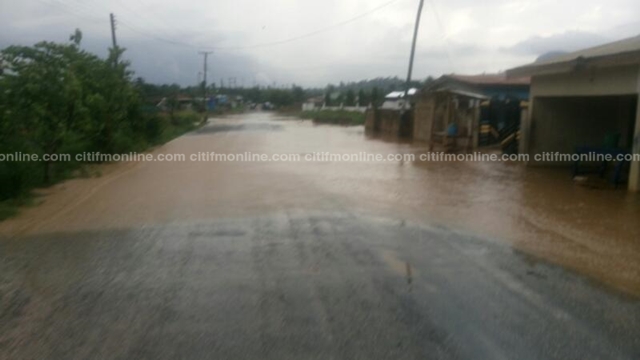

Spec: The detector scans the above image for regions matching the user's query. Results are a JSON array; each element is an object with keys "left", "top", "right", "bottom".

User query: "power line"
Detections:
[
  {"left": 213, "top": 0, "right": 403, "bottom": 50},
  {"left": 118, "top": 0, "right": 403, "bottom": 51},
  {"left": 35, "top": 0, "right": 107, "bottom": 23},
  {"left": 427, "top": 0, "right": 455, "bottom": 72},
  {"left": 36, "top": 0, "right": 404, "bottom": 52},
  {"left": 112, "top": 0, "right": 193, "bottom": 43},
  {"left": 117, "top": 20, "right": 208, "bottom": 49}
]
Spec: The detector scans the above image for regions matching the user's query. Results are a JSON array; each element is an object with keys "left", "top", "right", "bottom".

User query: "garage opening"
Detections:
[
  {"left": 530, "top": 95, "right": 637, "bottom": 154},
  {"left": 528, "top": 95, "right": 638, "bottom": 184}
]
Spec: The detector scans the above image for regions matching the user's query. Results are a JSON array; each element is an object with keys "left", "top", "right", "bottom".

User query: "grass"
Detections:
[
  {"left": 0, "top": 195, "right": 36, "bottom": 221},
  {"left": 158, "top": 111, "right": 201, "bottom": 144},
  {"left": 298, "top": 110, "right": 365, "bottom": 126}
]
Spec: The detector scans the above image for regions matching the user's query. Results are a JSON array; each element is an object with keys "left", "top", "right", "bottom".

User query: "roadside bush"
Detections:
[
  {"left": 0, "top": 30, "right": 200, "bottom": 217},
  {"left": 299, "top": 110, "right": 365, "bottom": 126}
]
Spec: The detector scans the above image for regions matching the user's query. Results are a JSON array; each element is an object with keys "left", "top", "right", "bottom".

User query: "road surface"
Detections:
[{"left": 1, "top": 112, "right": 639, "bottom": 359}]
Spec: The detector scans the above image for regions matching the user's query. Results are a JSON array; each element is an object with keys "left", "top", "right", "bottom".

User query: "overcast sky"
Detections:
[{"left": 2, "top": 0, "right": 640, "bottom": 88}]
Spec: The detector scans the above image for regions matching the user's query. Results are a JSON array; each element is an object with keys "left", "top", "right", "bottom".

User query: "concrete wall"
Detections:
[
  {"left": 364, "top": 109, "right": 412, "bottom": 138},
  {"left": 379, "top": 109, "right": 402, "bottom": 137},
  {"left": 364, "top": 109, "right": 379, "bottom": 135},
  {"left": 414, "top": 96, "right": 435, "bottom": 142},
  {"left": 530, "top": 65, "right": 639, "bottom": 97},
  {"left": 414, "top": 93, "right": 449, "bottom": 143}
]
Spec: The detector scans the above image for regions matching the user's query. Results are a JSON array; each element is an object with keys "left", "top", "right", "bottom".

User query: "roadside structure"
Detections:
[
  {"left": 507, "top": 34, "right": 640, "bottom": 191},
  {"left": 302, "top": 96, "right": 324, "bottom": 111},
  {"left": 364, "top": 88, "right": 417, "bottom": 138},
  {"left": 380, "top": 88, "right": 418, "bottom": 109},
  {"left": 413, "top": 74, "right": 530, "bottom": 152}
]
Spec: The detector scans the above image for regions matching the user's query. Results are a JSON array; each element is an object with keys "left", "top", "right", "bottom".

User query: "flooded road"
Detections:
[{"left": 1, "top": 112, "right": 639, "bottom": 359}]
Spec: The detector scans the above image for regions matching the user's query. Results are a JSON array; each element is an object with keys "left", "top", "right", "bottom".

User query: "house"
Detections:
[
  {"left": 429, "top": 74, "right": 530, "bottom": 101},
  {"left": 506, "top": 34, "right": 640, "bottom": 191},
  {"left": 380, "top": 88, "right": 417, "bottom": 109},
  {"left": 156, "top": 95, "right": 196, "bottom": 111},
  {"left": 302, "top": 96, "right": 324, "bottom": 111},
  {"left": 413, "top": 74, "right": 530, "bottom": 151}
]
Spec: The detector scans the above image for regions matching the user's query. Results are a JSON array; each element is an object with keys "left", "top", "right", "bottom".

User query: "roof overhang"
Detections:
[
  {"left": 429, "top": 88, "right": 488, "bottom": 100},
  {"left": 507, "top": 50, "right": 640, "bottom": 78}
]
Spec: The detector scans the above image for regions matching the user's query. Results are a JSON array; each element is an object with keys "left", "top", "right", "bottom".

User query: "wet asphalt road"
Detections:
[{"left": 1, "top": 113, "right": 639, "bottom": 359}]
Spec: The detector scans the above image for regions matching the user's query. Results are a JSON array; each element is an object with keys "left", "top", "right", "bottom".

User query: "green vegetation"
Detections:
[
  {"left": 0, "top": 198, "right": 21, "bottom": 221},
  {"left": 240, "top": 86, "right": 306, "bottom": 107},
  {"left": 0, "top": 30, "right": 200, "bottom": 216},
  {"left": 151, "top": 111, "right": 200, "bottom": 145},
  {"left": 299, "top": 110, "right": 365, "bottom": 126}
]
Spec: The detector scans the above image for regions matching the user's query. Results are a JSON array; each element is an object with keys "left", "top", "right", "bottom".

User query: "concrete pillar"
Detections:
[
  {"left": 519, "top": 101, "right": 530, "bottom": 156},
  {"left": 629, "top": 93, "right": 640, "bottom": 191}
]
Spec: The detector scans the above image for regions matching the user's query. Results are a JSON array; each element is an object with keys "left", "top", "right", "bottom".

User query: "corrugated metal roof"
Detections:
[
  {"left": 445, "top": 74, "right": 530, "bottom": 86},
  {"left": 534, "top": 34, "right": 640, "bottom": 66},
  {"left": 384, "top": 88, "right": 417, "bottom": 99},
  {"left": 507, "top": 34, "right": 640, "bottom": 77},
  {"left": 437, "top": 89, "right": 488, "bottom": 99}
]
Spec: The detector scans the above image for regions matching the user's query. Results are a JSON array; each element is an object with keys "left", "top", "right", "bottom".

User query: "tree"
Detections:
[
  {"left": 371, "top": 87, "right": 381, "bottom": 108},
  {"left": 357, "top": 89, "right": 368, "bottom": 107},
  {"left": 292, "top": 85, "right": 305, "bottom": 103},
  {"left": 325, "top": 84, "right": 335, "bottom": 106},
  {"left": 345, "top": 89, "right": 355, "bottom": 106},
  {"left": 0, "top": 29, "right": 141, "bottom": 184}
]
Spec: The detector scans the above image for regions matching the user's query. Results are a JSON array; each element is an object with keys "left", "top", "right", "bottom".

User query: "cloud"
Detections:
[
  {"left": 505, "top": 31, "right": 610, "bottom": 56},
  {"left": 2, "top": 0, "right": 640, "bottom": 87}
]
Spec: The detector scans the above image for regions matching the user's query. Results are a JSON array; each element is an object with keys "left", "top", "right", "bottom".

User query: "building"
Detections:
[
  {"left": 413, "top": 74, "right": 530, "bottom": 151},
  {"left": 507, "top": 34, "right": 640, "bottom": 191},
  {"left": 302, "top": 96, "right": 324, "bottom": 111},
  {"left": 380, "top": 88, "right": 417, "bottom": 109},
  {"left": 427, "top": 74, "right": 530, "bottom": 101}
]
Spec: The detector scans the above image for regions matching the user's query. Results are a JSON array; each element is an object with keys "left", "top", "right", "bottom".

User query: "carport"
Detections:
[{"left": 507, "top": 35, "right": 640, "bottom": 191}]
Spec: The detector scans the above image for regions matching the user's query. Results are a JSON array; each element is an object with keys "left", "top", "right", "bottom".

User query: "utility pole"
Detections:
[
  {"left": 199, "top": 51, "right": 213, "bottom": 120},
  {"left": 109, "top": 13, "right": 118, "bottom": 66},
  {"left": 404, "top": 0, "right": 425, "bottom": 108}
]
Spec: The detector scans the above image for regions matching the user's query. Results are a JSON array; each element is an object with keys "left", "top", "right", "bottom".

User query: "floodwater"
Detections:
[
  {"left": 1, "top": 112, "right": 638, "bottom": 296},
  {"left": 2, "top": 112, "right": 640, "bottom": 358}
]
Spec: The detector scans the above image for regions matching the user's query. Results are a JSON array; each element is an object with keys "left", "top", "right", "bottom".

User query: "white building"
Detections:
[{"left": 380, "top": 88, "right": 418, "bottom": 109}]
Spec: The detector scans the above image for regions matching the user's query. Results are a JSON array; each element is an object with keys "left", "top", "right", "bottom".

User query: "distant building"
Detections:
[
  {"left": 380, "top": 88, "right": 418, "bottom": 109},
  {"left": 156, "top": 95, "right": 196, "bottom": 111},
  {"left": 302, "top": 96, "right": 324, "bottom": 111}
]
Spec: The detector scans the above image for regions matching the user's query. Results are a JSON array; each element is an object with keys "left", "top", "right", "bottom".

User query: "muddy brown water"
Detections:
[{"left": 1, "top": 112, "right": 639, "bottom": 296}]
